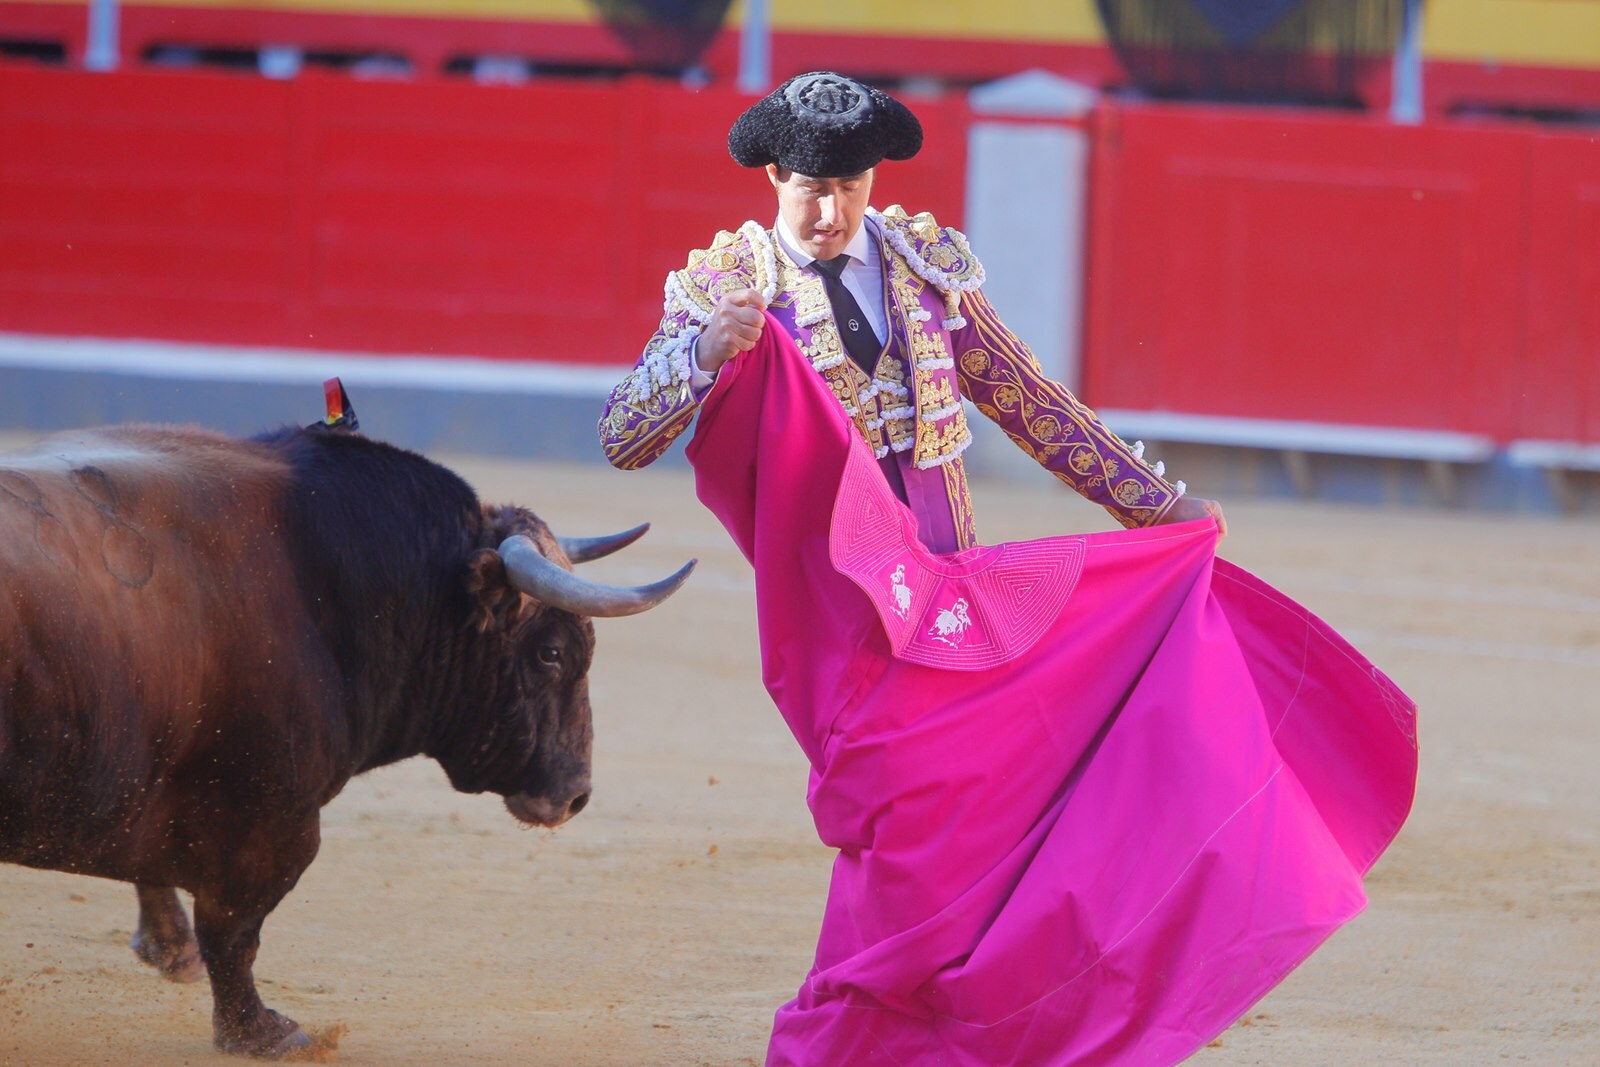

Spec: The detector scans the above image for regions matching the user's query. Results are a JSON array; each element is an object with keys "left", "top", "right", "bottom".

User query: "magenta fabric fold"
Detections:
[{"left": 686, "top": 316, "right": 1418, "bottom": 1067}]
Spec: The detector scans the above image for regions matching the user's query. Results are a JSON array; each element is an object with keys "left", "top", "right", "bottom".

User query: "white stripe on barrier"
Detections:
[
  {"left": 0, "top": 333, "right": 621, "bottom": 397},
  {"left": 1507, "top": 440, "right": 1600, "bottom": 470},
  {"left": 1096, "top": 408, "right": 1497, "bottom": 462}
]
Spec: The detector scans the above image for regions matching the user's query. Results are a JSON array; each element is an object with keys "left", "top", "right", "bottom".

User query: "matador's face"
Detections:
[{"left": 768, "top": 165, "right": 875, "bottom": 262}]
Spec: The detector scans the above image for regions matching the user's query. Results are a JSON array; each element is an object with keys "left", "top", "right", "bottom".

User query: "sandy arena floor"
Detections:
[{"left": 2, "top": 451, "right": 1597, "bottom": 1066}]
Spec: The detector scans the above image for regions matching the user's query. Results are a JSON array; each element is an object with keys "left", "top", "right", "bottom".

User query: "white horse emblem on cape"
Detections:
[
  {"left": 888, "top": 564, "right": 913, "bottom": 620},
  {"left": 929, "top": 598, "right": 972, "bottom": 647}
]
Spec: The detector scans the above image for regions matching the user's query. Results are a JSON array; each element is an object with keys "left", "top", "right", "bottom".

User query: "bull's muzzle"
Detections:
[{"left": 504, "top": 784, "right": 591, "bottom": 828}]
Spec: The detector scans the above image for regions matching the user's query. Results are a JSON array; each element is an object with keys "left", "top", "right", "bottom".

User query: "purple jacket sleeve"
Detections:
[
  {"left": 599, "top": 226, "right": 769, "bottom": 469},
  {"left": 597, "top": 262, "right": 719, "bottom": 469},
  {"left": 952, "top": 288, "right": 1182, "bottom": 529},
  {"left": 597, "top": 322, "right": 701, "bottom": 470}
]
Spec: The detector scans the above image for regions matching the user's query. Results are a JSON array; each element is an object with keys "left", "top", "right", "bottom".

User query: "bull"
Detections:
[{"left": 0, "top": 417, "right": 692, "bottom": 1056}]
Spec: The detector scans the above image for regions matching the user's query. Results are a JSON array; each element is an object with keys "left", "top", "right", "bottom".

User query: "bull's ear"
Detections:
[{"left": 465, "top": 548, "right": 517, "bottom": 633}]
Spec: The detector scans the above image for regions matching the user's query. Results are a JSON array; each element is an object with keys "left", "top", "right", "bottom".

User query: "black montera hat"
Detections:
[{"left": 728, "top": 71, "right": 923, "bottom": 178}]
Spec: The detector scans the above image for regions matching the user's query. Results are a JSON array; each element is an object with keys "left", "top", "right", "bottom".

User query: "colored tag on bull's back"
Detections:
[{"left": 320, "top": 377, "right": 359, "bottom": 432}]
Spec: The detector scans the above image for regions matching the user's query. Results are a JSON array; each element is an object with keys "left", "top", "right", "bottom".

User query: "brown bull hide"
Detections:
[{"left": 0, "top": 423, "right": 688, "bottom": 1057}]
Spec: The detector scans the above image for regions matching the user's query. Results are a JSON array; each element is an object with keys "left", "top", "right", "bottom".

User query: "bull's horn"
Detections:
[
  {"left": 558, "top": 523, "right": 650, "bottom": 564},
  {"left": 498, "top": 535, "right": 695, "bottom": 618}
]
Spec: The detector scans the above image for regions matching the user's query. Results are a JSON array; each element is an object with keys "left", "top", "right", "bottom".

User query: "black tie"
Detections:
[{"left": 812, "top": 255, "right": 881, "bottom": 375}]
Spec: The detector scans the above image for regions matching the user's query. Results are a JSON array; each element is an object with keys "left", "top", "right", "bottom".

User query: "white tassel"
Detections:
[
  {"left": 866, "top": 417, "right": 885, "bottom": 431},
  {"left": 811, "top": 351, "right": 845, "bottom": 371},
  {"left": 740, "top": 221, "right": 779, "bottom": 304},
  {"left": 907, "top": 307, "right": 933, "bottom": 322},
  {"left": 1131, "top": 440, "right": 1146, "bottom": 460},
  {"left": 1175, "top": 480, "right": 1188, "bottom": 497},
  {"left": 941, "top": 316, "right": 967, "bottom": 330},
  {"left": 664, "top": 272, "right": 711, "bottom": 326},
  {"left": 916, "top": 356, "right": 955, "bottom": 371},
  {"left": 890, "top": 436, "right": 914, "bottom": 453},
  {"left": 874, "top": 444, "right": 891, "bottom": 459},
  {"left": 921, "top": 402, "right": 962, "bottom": 423},
  {"left": 628, "top": 327, "right": 700, "bottom": 404},
  {"left": 881, "top": 405, "right": 915, "bottom": 420},
  {"left": 1153, "top": 461, "right": 1166, "bottom": 477},
  {"left": 795, "top": 307, "right": 829, "bottom": 328}
]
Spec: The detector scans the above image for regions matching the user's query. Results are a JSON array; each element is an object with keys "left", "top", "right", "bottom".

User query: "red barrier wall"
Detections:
[
  {"left": 0, "top": 65, "right": 967, "bottom": 365},
  {"left": 1519, "top": 133, "right": 1600, "bottom": 446},
  {"left": 1082, "top": 102, "right": 1600, "bottom": 445}
]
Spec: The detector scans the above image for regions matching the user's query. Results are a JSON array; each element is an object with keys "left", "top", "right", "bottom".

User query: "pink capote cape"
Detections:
[{"left": 685, "top": 316, "right": 1418, "bottom": 1067}]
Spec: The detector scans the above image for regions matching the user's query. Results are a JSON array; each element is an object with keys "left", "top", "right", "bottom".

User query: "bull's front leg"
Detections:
[
  {"left": 194, "top": 893, "right": 309, "bottom": 1057},
  {"left": 192, "top": 821, "right": 320, "bottom": 1058},
  {"left": 131, "top": 884, "right": 206, "bottom": 983}
]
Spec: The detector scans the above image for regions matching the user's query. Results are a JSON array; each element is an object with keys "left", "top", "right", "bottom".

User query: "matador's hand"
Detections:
[
  {"left": 697, "top": 289, "right": 768, "bottom": 373},
  {"left": 1158, "top": 495, "right": 1228, "bottom": 539}
]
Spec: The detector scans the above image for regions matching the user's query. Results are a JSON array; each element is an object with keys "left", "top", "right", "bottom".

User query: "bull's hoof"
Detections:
[
  {"left": 214, "top": 1010, "right": 311, "bottom": 1059},
  {"left": 131, "top": 929, "right": 206, "bottom": 983}
]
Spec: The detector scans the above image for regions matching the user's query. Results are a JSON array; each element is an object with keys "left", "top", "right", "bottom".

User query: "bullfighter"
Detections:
[{"left": 597, "top": 72, "right": 1415, "bottom": 1067}]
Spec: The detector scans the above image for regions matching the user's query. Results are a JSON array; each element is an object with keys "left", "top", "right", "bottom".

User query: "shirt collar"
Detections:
[{"left": 775, "top": 212, "right": 878, "bottom": 270}]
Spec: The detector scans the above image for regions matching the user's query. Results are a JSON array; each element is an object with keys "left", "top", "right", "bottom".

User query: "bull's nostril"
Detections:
[{"left": 567, "top": 792, "right": 590, "bottom": 817}]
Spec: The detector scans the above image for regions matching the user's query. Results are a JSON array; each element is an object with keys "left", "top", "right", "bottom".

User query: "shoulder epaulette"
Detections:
[
  {"left": 873, "top": 206, "right": 985, "bottom": 328},
  {"left": 668, "top": 221, "right": 781, "bottom": 324}
]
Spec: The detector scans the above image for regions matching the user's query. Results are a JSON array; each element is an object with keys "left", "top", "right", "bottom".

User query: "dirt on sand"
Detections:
[{"left": 3, "top": 454, "right": 1597, "bottom": 1066}]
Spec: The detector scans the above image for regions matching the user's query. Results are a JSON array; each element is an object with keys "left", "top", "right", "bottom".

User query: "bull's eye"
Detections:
[{"left": 537, "top": 645, "right": 561, "bottom": 666}]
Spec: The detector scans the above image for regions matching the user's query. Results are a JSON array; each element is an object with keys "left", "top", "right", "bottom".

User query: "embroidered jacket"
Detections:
[{"left": 597, "top": 207, "right": 1183, "bottom": 543}]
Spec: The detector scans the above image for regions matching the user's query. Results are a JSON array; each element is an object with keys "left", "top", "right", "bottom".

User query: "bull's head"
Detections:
[{"left": 443, "top": 507, "right": 693, "bottom": 829}]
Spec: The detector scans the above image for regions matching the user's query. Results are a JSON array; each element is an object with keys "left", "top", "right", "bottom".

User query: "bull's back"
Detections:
[
  {"left": 0, "top": 426, "right": 316, "bottom": 871},
  {"left": 1, "top": 424, "right": 286, "bottom": 626}
]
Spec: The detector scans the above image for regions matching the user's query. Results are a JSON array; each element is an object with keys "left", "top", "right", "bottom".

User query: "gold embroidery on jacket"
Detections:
[
  {"left": 919, "top": 376, "right": 957, "bottom": 418},
  {"left": 941, "top": 457, "right": 978, "bottom": 549},
  {"left": 886, "top": 251, "right": 971, "bottom": 469},
  {"left": 600, "top": 373, "right": 697, "bottom": 469},
  {"left": 874, "top": 206, "right": 986, "bottom": 293},
  {"left": 876, "top": 351, "right": 914, "bottom": 453}
]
